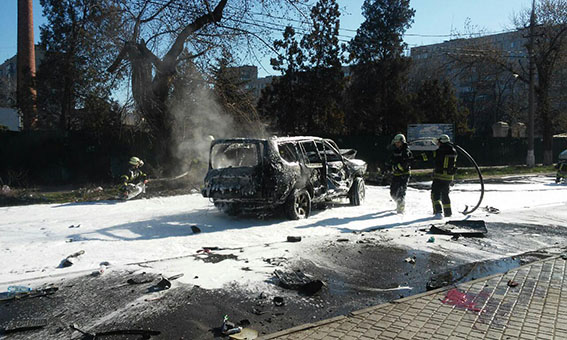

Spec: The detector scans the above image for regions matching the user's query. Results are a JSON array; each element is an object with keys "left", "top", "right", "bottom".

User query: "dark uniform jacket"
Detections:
[
  {"left": 121, "top": 167, "right": 147, "bottom": 186},
  {"left": 389, "top": 143, "right": 413, "bottom": 176},
  {"left": 433, "top": 143, "right": 457, "bottom": 181}
]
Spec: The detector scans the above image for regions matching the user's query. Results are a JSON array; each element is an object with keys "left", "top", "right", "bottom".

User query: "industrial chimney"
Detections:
[{"left": 17, "top": 0, "right": 38, "bottom": 130}]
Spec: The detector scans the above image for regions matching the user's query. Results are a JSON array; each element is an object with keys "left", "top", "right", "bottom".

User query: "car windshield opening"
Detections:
[{"left": 211, "top": 142, "right": 260, "bottom": 169}]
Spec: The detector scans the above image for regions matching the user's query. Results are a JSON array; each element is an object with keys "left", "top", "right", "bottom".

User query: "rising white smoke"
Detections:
[{"left": 168, "top": 67, "right": 264, "bottom": 181}]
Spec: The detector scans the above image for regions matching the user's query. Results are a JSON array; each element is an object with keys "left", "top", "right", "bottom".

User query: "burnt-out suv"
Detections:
[{"left": 202, "top": 136, "right": 367, "bottom": 219}]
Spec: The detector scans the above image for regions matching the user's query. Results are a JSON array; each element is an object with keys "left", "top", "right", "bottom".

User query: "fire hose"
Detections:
[
  {"left": 409, "top": 138, "right": 484, "bottom": 215},
  {"left": 453, "top": 144, "right": 484, "bottom": 215}
]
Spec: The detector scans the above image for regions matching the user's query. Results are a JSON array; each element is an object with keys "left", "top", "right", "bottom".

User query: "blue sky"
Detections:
[{"left": 1, "top": 0, "right": 532, "bottom": 75}]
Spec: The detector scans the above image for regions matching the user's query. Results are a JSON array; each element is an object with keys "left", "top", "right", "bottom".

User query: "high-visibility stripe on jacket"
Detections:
[
  {"left": 389, "top": 142, "right": 413, "bottom": 176},
  {"left": 433, "top": 143, "right": 457, "bottom": 181}
]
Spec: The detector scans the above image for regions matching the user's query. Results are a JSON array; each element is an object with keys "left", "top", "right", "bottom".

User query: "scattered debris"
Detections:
[
  {"left": 404, "top": 256, "right": 416, "bottom": 264},
  {"left": 87, "top": 186, "right": 104, "bottom": 193},
  {"left": 336, "top": 238, "right": 349, "bottom": 242},
  {"left": 451, "top": 235, "right": 460, "bottom": 241},
  {"left": 149, "top": 277, "right": 171, "bottom": 292},
  {"left": 59, "top": 250, "right": 85, "bottom": 268},
  {"left": 507, "top": 280, "right": 519, "bottom": 287},
  {"left": 67, "top": 250, "right": 84, "bottom": 258},
  {"left": 273, "top": 296, "right": 285, "bottom": 307},
  {"left": 483, "top": 206, "right": 500, "bottom": 214},
  {"left": 168, "top": 273, "right": 184, "bottom": 281},
  {"left": 191, "top": 225, "right": 201, "bottom": 234},
  {"left": 274, "top": 270, "right": 324, "bottom": 295},
  {"left": 127, "top": 272, "right": 154, "bottom": 285},
  {"left": 561, "top": 253, "right": 567, "bottom": 260},
  {"left": 251, "top": 307, "right": 265, "bottom": 315},
  {"left": 7, "top": 286, "right": 31, "bottom": 293},
  {"left": 68, "top": 224, "right": 81, "bottom": 228},
  {"left": 427, "top": 237, "right": 435, "bottom": 243},
  {"left": 196, "top": 253, "right": 238, "bottom": 264},
  {"left": 264, "top": 257, "right": 288, "bottom": 266},
  {"left": 147, "top": 273, "right": 184, "bottom": 292},
  {"left": 430, "top": 220, "right": 487, "bottom": 237},
  {"left": 221, "top": 315, "right": 242, "bottom": 336},
  {"left": 59, "top": 258, "right": 74, "bottom": 268},
  {"left": 70, "top": 323, "right": 160, "bottom": 339},
  {"left": 286, "top": 236, "right": 302, "bottom": 243},
  {"left": 0, "top": 287, "right": 58, "bottom": 302},
  {"left": 2, "top": 318, "right": 47, "bottom": 334}
]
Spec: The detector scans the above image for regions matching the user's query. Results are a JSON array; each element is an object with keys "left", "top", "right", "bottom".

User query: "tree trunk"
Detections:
[
  {"left": 129, "top": 43, "right": 175, "bottom": 170},
  {"left": 537, "top": 76, "right": 553, "bottom": 165}
]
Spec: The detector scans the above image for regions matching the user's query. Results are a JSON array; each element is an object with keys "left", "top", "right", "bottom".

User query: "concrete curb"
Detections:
[{"left": 258, "top": 251, "right": 564, "bottom": 340}]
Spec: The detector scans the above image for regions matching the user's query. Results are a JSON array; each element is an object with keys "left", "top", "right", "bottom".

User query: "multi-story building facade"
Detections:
[{"left": 410, "top": 30, "right": 530, "bottom": 136}]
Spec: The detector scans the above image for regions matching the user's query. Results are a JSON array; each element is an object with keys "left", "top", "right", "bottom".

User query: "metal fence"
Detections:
[{"left": 1, "top": 131, "right": 566, "bottom": 186}]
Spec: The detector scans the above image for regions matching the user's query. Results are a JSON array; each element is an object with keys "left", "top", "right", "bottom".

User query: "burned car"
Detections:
[{"left": 202, "top": 136, "right": 367, "bottom": 219}]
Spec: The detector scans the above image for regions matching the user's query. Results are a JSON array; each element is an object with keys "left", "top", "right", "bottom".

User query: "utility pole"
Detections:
[
  {"left": 526, "top": 0, "right": 536, "bottom": 167},
  {"left": 17, "top": 0, "right": 38, "bottom": 130}
]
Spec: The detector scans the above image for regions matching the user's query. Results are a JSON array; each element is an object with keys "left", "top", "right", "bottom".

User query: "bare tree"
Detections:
[
  {"left": 105, "top": 0, "right": 306, "bottom": 168},
  {"left": 460, "top": 0, "right": 567, "bottom": 164}
]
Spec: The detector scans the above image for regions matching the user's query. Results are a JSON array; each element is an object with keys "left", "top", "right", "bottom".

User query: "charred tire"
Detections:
[
  {"left": 349, "top": 177, "right": 365, "bottom": 206},
  {"left": 285, "top": 189, "right": 311, "bottom": 220}
]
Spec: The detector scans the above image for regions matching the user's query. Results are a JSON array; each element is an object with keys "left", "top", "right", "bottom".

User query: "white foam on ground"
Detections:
[{"left": 1, "top": 176, "right": 566, "bottom": 291}]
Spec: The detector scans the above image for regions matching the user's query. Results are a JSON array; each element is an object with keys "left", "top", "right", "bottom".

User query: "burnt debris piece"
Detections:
[
  {"left": 483, "top": 206, "right": 500, "bottom": 214},
  {"left": 58, "top": 250, "right": 85, "bottom": 268},
  {"left": 286, "top": 236, "right": 302, "bottom": 242},
  {"left": 70, "top": 323, "right": 160, "bottom": 339},
  {"left": 274, "top": 270, "right": 324, "bottom": 295},
  {"left": 430, "top": 220, "right": 487, "bottom": 237},
  {"left": 147, "top": 274, "right": 184, "bottom": 292},
  {"left": 0, "top": 287, "right": 58, "bottom": 303},
  {"left": 273, "top": 296, "right": 285, "bottom": 307},
  {"left": 2, "top": 318, "right": 47, "bottom": 334}
]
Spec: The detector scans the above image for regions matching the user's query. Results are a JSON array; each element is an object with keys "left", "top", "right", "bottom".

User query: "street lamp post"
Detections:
[{"left": 526, "top": 0, "right": 536, "bottom": 167}]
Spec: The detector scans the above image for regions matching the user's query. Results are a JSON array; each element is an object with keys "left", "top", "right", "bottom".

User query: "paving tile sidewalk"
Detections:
[{"left": 260, "top": 254, "right": 567, "bottom": 340}]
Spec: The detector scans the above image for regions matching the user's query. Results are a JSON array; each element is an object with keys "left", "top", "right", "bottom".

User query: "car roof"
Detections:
[{"left": 213, "top": 136, "right": 325, "bottom": 144}]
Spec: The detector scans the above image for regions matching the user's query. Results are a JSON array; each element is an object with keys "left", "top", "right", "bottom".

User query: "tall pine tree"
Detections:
[
  {"left": 300, "top": 0, "right": 345, "bottom": 135},
  {"left": 38, "top": 0, "right": 121, "bottom": 131},
  {"left": 345, "top": 0, "right": 415, "bottom": 135}
]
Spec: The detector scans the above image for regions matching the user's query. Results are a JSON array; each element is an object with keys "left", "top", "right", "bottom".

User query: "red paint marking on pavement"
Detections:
[{"left": 441, "top": 288, "right": 482, "bottom": 312}]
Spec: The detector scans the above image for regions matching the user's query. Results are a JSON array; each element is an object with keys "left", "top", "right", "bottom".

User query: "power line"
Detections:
[{"left": 136, "top": 0, "right": 527, "bottom": 49}]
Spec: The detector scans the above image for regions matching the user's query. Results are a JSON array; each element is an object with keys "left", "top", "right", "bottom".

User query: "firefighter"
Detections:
[
  {"left": 556, "top": 149, "right": 567, "bottom": 184},
  {"left": 431, "top": 134, "right": 457, "bottom": 218},
  {"left": 387, "top": 133, "right": 413, "bottom": 213},
  {"left": 121, "top": 156, "right": 148, "bottom": 198}
]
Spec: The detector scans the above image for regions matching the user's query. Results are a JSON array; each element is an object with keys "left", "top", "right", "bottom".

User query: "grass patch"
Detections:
[{"left": 0, "top": 185, "right": 122, "bottom": 207}]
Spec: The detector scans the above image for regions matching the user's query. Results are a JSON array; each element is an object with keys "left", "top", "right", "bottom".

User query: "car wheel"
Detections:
[
  {"left": 285, "top": 189, "right": 311, "bottom": 220},
  {"left": 349, "top": 177, "right": 365, "bottom": 206}
]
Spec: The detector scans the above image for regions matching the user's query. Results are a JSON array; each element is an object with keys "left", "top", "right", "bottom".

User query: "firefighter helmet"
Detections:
[
  {"left": 129, "top": 156, "right": 143, "bottom": 166},
  {"left": 392, "top": 134, "right": 406, "bottom": 143},
  {"left": 438, "top": 134, "right": 450, "bottom": 143}
]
